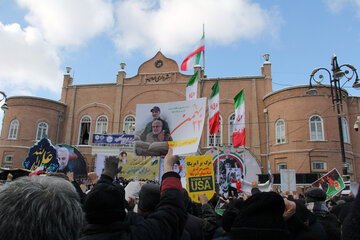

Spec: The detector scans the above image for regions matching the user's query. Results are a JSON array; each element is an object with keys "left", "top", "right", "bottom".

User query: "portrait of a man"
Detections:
[
  {"left": 135, "top": 106, "right": 172, "bottom": 156},
  {"left": 57, "top": 147, "right": 70, "bottom": 172}
]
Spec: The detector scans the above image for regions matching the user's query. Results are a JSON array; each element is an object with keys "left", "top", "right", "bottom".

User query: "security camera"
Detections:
[{"left": 354, "top": 122, "right": 359, "bottom": 131}]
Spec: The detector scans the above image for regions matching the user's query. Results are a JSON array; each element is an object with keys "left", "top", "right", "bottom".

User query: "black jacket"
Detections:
[{"left": 80, "top": 172, "right": 187, "bottom": 240}]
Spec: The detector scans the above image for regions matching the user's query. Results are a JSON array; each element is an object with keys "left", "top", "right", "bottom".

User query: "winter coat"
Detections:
[{"left": 80, "top": 172, "right": 187, "bottom": 240}]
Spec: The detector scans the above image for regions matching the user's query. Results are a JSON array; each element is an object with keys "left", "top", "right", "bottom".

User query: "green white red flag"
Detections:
[
  {"left": 208, "top": 81, "right": 219, "bottom": 134},
  {"left": 186, "top": 71, "right": 199, "bottom": 100},
  {"left": 181, "top": 34, "right": 205, "bottom": 71},
  {"left": 233, "top": 89, "right": 245, "bottom": 147}
]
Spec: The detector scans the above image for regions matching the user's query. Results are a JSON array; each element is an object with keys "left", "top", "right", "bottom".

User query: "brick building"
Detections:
[{"left": 1, "top": 51, "right": 359, "bottom": 183}]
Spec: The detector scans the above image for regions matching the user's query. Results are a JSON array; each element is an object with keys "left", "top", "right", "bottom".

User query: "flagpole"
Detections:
[
  {"left": 202, "top": 24, "right": 205, "bottom": 73},
  {"left": 215, "top": 133, "right": 219, "bottom": 187}
]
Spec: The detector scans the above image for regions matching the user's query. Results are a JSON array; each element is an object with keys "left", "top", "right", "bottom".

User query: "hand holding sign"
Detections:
[{"left": 164, "top": 148, "right": 179, "bottom": 173}]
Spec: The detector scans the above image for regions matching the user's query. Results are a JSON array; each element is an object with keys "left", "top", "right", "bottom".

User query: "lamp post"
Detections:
[
  {"left": 0, "top": 91, "right": 8, "bottom": 112},
  {"left": 307, "top": 54, "right": 360, "bottom": 182}
]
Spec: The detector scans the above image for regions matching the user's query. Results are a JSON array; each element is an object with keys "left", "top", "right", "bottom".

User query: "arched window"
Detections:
[
  {"left": 342, "top": 118, "right": 350, "bottom": 143},
  {"left": 36, "top": 122, "right": 48, "bottom": 140},
  {"left": 228, "top": 113, "right": 235, "bottom": 145},
  {"left": 123, "top": 115, "right": 136, "bottom": 134},
  {"left": 208, "top": 115, "right": 222, "bottom": 146},
  {"left": 8, "top": 119, "right": 19, "bottom": 139},
  {"left": 78, "top": 115, "right": 91, "bottom": 145},
  {"left": 309, "top": 115, "right": 324, "bottom": 141},
  {"left": 275, "top": 119, "right": 286, "bottom": 144},
  {"left": 95, "top": 115, "right": 108, "bottom": 134}
]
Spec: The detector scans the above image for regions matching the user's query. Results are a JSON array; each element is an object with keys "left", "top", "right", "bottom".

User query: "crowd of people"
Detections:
[{"left": 0, "top": 149, "right": 359, "bottom": 240}]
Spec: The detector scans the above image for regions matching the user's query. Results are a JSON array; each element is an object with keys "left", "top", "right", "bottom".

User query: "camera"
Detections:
[{"left": 354, "top": 122, "right": 359, "bottom": 132}]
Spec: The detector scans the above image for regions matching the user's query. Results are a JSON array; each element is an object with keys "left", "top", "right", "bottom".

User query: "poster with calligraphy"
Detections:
[
  {"left": 55, "top": 144, "right": 88, "bottom": 180},
  {"left": 186, "top": 155, "right": 215, "bottom": 203},
  {"left": 134, "top": 97, "right": 206, "bottom": 156},
  {"left": 23, "top": 137, "right": 59, "bottom": 172},
  {"left": 312, "top": 168, "right": 345, "bottom": 201},
  {"left": 95, "top": 152, "right": 160, "bottom": 180}
]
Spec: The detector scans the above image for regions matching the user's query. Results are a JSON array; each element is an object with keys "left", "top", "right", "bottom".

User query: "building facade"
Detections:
[{"left": 1, "top": 51, "right": 359, "bottom": 183}]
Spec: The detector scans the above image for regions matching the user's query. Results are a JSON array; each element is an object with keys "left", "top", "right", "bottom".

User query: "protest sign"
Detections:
[
  {"left": 23, "top": 137, "right": 59, "bottom": 172},
  {"left": 96, "top": 151, "right": 159, "bottom": 180},
  {"left": 186, "top": 155, "right": 215, "bottom": 203},
  {"left": 205, "top": 147, "right": 263, "bottom": 195},
  {"left": 134, "top": 98, "right": 206, "bottom": 156},
  {"left": 312, "top": 168, "right": 345, "bottom": 200},
  {"left": 55, "top": 144, "right": 88, "bottom": 180},
  {"left": 280, "top": 169, "right": 296, "bottom": 192}
]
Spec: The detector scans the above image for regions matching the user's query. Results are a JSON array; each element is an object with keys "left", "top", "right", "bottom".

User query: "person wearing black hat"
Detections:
[
  {"left": 140, "top": 106, "right": 170, "bottom": 142},
  {"left": 80, "top": 149, "right": 187, "bottom": 240},
  {"left": 304, "top": 187, "right": 341, "bottom": 240}
]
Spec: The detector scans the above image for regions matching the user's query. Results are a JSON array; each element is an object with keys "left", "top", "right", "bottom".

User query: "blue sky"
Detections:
[{"left": 1, "top": 0, "right": 360, "bottom": 105}]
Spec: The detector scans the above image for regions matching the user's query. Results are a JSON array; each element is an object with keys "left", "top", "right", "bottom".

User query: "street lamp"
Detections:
[
  {"left": 307, "top": 54, "right": 360, "bottom": 182},
  {"left": 0, "top": 91, "right": 7, "bottom": 112}
]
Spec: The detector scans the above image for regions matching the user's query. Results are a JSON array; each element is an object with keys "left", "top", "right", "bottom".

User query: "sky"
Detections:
[{"left": 1, "top": 0, "right": 360, "bottom": 109}]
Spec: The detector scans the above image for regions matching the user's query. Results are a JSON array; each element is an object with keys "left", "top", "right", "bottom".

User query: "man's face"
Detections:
[
  {"left": 152, "top": 122, "right": 162, "bottom": 134},
  {"left": 151, "top": 110, "right": 160, "bottom": 119},
  {"left": 58, "top": 150, "right": 69, "bottom": 170}
]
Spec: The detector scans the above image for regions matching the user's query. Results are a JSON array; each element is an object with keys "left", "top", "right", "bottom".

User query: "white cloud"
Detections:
[
  {"left": 16, "top": 0, "right": 114, "bottom": 47},
  {"left": 325, "top": 0, "right": 360, "bottom": 17},
  {"left": 112, "top": 0, "right": 282, "bottom": 56},
  {"left": 324, "top": 0, "right": 345, "bottom": 13},
  {"left": 0, "top": 22, "right": 62, "bottom": 94}
]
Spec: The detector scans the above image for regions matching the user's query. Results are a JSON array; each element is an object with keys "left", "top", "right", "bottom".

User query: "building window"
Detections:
[
  {"left": 123, "top": 115, "right": 136, "bottom": 134},
  {"left": 4, "top": 155, "right": 13, "bottom": 163},
  {"left": 342, "top": 118, "right": 350, "bottom": 143},
  {"left": 2, "top": 164, "right": 12, "bottom": 169},
  {"left": 79, "top": 115, "right": 91, "bottom": 145},
  {"left": 311, "top": 161, "right": 326, "bottom": 171},
  {"left": 36, "top": 122, "right": 48, "bottom": 140},
  {"left": 95, "top": 115, "right": 108, "bottom": 134},
  {"left": 277, "top": 163, "right": 287, "bottom": 171},
  {"left": 275, "top": 119, "right": 286, "bottom": 144},
  {"left": 208, "top": 115, "right": 222, "bottom": 146},
  {"left": 8, "top": 119, "right": 19, "bottom": 139},
  {"left": 309, "top": 115, "right": 324, "bottom": 141},
  {"left": 228, "top": 113, "right": 235, "bottom": 145}
]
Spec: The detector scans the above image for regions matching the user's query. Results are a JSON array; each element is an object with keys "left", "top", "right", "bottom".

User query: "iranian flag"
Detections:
[
  {"left": 208, "top": 81, "right": 219, "bottom": 134},
  {"left": 186, "top": 71, "right": 199, "bottom": 100},
  {"left": 233, "top": 89, "right": 245, "bottom": 147},
  {"left": 181, "top": 34, "right": 205, "bottom": 71}
]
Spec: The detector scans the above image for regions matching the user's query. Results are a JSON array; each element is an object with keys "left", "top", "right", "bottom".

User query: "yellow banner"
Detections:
[
  {"left": 186, "top": 155, "right": 215, "bottom": 203},
  {"left": 168, "top": 137, "right": 198, "bottom": 148},
  {"left": 118, "top": 151, "right": 159, "bottom": 180}
]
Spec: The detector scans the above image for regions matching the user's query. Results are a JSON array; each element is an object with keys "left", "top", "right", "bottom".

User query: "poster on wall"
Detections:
[
  {"left": 95, "top": 151, "right": 160, "bottom": 181},
  {"left": 186, "top": 155, "right": 215, "bottom": 203},
  {"left": 134, "top": 98, "right": 206, "bottom": 156},
  {"left": 312, "top": 168, "right": 345, "bottom": 201},
  {"left": 55, "top": 144, "right": 88, "bottom": 180},
  {"left": 23, "top": 137, "right": 59, "bottom": 172},
  {"left": 92, "top": 133, "right": 134, "bottom": 145}
]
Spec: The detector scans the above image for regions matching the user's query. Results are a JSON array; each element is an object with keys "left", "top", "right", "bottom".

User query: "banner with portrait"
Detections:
[
  {"left": 205, "top": 147, "right": 263, "bottom": 196},
  {"left": 55, "top": 144, "right": 88, "bottom": 181},
  {"left": 312, "top": 168, "right": 345, "bottom": 200},
  {"left": 95, "top": 151, "right": 160, "bottom": 180},
  {"left": 134, "top": 98, "right": 206, "bottom": 156}
]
